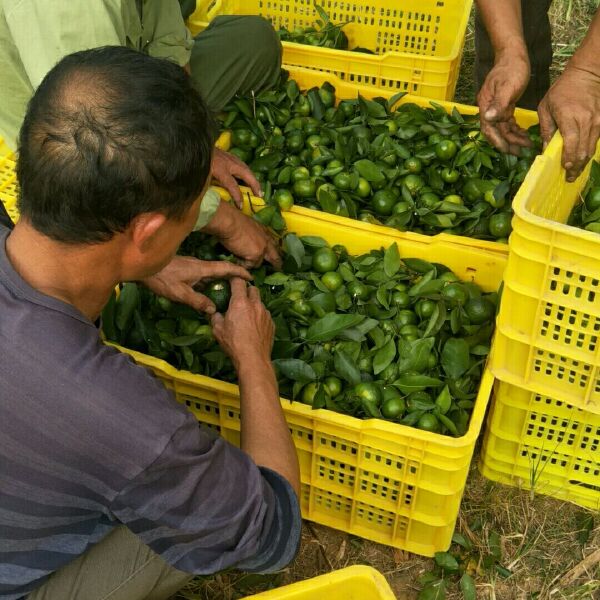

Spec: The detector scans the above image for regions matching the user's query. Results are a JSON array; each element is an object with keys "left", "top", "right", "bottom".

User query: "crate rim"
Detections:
[
  {"left": 512, "top": 133, "right": 600, "bottom": 238},
  {"left": 195, "top": 0, "right": 473, "bottom": 63},
  {"left": 112, "top": 342, "right": 495, "bottom": 450}
]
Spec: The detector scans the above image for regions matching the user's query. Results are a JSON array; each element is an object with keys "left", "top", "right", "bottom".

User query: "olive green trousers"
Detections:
[
  {"left": 475, "top": 0, "right": 554, "bottom": 110},
  {"left": 27, "top": 526, "right": 192, "bottom": 600},
  {"left": 189, "top": 15, "right": 282, "bottom": 113}
]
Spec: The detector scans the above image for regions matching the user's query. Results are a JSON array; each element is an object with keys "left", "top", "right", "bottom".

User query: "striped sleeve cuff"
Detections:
[{"left": 234, "top": 467, "right": 302, "bottom": 574}]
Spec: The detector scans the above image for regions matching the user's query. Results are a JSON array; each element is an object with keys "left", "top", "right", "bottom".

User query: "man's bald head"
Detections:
[{"left": 16, "top": 46, "right": 215, "bottom": 244}]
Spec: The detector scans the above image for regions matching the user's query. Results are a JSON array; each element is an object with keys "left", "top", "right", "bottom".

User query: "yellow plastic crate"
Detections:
[
  {"left": 228, "top": 66, "right": 539, "bottom": 258},
  {"left": 0, "top": 141, "right": 504, "bottom": 553},
  {"left": 490, "top": 135, "right": 600, "bottom": 415},
  {"left": 0, "top": 154, "right": 18, "bottom": 223},
  {"left": 242, "top": 566, "right": 396, "bottom": 599},
  {"left": 480, "top": 380, "right": 600, "bottom": 510},
  {"left": 109, "top": 189, "right": 504, "bottom": 555},
  {"left": 189, "top": 0, "right": 473, "bottom": 100}
]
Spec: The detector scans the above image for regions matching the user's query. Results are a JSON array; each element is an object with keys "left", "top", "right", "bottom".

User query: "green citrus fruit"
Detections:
[
  {"left": 293, "top": 178, "right": 317, "bottom": 198},
  {"left": 381, "top": 396, "right": 406, "bottom": 419},
  {"left": 416, "top": 299, "right": 436, "bottom": 319},
  {"left": 333, "top": 172, "right": 355, "bottom": 191},
  {"left": 403, "top": 174, "right": 425, "bottom": 196},
  {"left": 323, "top": 376, "right": 342, "bottom": 397},
  {"left": 291, "top": 166, "right": 310, "bottom": 182},
  {"left": 312, "top": 247, "right": 339, "bottom": 273},
  {"left": 586, "top": 187, "right": 600, "bottom": 211},
  {"left": 395, "top": 310, "right": 418, "bottom": 327},
  {"left": 205, "top": 280, "right": 232, "bottom": 313},
  {"left": 273, "top": 188, "right": 294, "bottom": 211},
  {"left": 435, "top": 139, "right": 458, "bottom": 161},
  {"left": 465, "top": 297, "right": 495, "bottom": 324},
  {"left": 356, "top": 177, "right": 372, "bottom": 198},
  {"left": 441, "top": 282, "right": 468, "bottom": 304},
  {"left": 353, "top": 382, "right": 383, "bottom": 405},
  {"left": 391, "top": 290, "right": 411, "bottom": 308},
  {"left": 404, "top": 157, "right": 423, "bottom": 174},
  {"left": 441, "top": 167, "right": 460, "bottom": 183},
  {"left": 347, "top": 280, "right": 370, "bottom": 301},
  {"left": 417, "top": 413, "right": 440, "bottom": 433},
  {"left": 321, "top": 271, "right": 344, "bottom": 291},
  {"left": 419, "top": 192, "right": 440, "bottom": 208},
  {"left": 489, "top": 212, "right": 513, "bottom": 238},
  {"left": 371, "top": 189, "right": 397, "bottom": 216}
]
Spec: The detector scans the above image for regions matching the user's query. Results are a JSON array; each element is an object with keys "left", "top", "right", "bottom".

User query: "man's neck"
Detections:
[{"left": 6, "top": 221, "right": 124, "bottom": 321}]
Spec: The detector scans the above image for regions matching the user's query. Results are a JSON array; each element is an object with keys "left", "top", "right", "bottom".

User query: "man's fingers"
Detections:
[
  {"left": 264, "top": 240, "right": 283, "bottom": 270},
  {"left": 248, "top": 284, "right": 261, "bottom": 303},
  {"left": 202, "top": 261, "right": 252, "bottom": 281},
  {"left": 481, "top": 119, "right": 510, "bottom": 153},
  {"left": 210, "top": 312, "right": 224, "bottom": 337},
  {"left": 181, "top": 289, "right": 216, "bottom": 315},
  {"left": 498, "top": 121, "right": 530, "bottom": 149},
  {"left": 215, "top": 171, "right": 243, "bottom": 208},
  {"left": 538, "top": 101, "right": 558, "bottom": 149},
  {"left": 229, "top": 276, "right": 249, "bottom": 300},
  {"left": 229, "top": 160, "right": 263, "bottom": 198}
]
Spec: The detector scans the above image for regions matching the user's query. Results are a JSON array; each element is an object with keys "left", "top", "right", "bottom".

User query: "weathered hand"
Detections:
[
  {"left": 538, "top": 66, "right": 600, "bottom": 181},
  {"left": 477, "top": 52, "right": 532, "bottom": 154},
  {"left": 203, "top": 200, "right": 282, "bottom": 269},
  {"left": 211, "top": 147, "right": 262, "bottom": 208},
  {"left": 141, "top": 255, "right": 251, "bottom": 314},
  {"left": 210, "top": 278, "right": 275, "bottom": 370}
]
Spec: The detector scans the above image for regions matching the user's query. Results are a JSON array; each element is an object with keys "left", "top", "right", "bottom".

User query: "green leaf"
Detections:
[
  {"left": 434, "top": 551, "right": 459, "bottom": 572},
  {"left": 438, "top": 413, "right": 459, "bottom": 436},
  {"left": 300, "top": 235, "right": 328, "bottom": 248},
  {"left": 397, "top": 337, "right": 435, "bottom": 374},
  {"left": 403, "top": 258, "right": 435, "bottom": 273},
  {"left": 489, "top": 531, "right": 502, "bottom": 561},
  {"left": 354, "top": 318, "right": 379, "bottom": 335},
  {"left": 354, "top": 158, "right": 386, "bottom": 183},
  {"left": 167, "top": 334, "right": 204, "bottom": 347},
  {"left": 373, "top": 338, "right": 396, "bottom": 374},
  {"left": 450, "top": 306, "right": 462, "bottom": 334},
  {"left": 314, "top": 4, "right": 330, "bottom": 24},
  {"left": 452, "top": 532, "right": 473, "bottom": 551},
  {"left": 312, "top": 383, "right": 327, "bottom": 409},
  {"left": 418, "top": 581, "right": 446, "bottom": 600},
  {"left": 435, "top": 385, "right": 452, "bottom": 414},
  {"left": 334, "top": 349, "right": 361, "bottom": 385},
  {"left": 305, "top": 313, "right": 365, "bottom": 342},
  {"left": 376, "top": 285, "right": 390, "bottom": 309},
  {"left": 408, "top": 270, "right": 435, "bottom": 297},
  {"left": 575, "top": 511, "right": 595, "bottom": 546},
  {"left": 423, "top": 300, "right": 447, "bottom": 338},
  {"left": 383, "top": 242, "right": 401, "bottom": 277},
  {"left": 358, "top": 94, "right": 388, "bottom": 119},
  {"left": 393, "top": 374, "right": 443, "bottom": 393},
  {"left": 459, "top": 573, "right": 476, "bottom": 600},
  {"left": 284, "top": 233, "right": 305, "bottom": 268},
  {"left": 264, "top": 273, "right": 290, "bottom": 285},
  {"left": 273, "top": 359, "right": 316, "bottom": 383},
  {"left": 442, "top": 338, "right": 470, "bottom": 379},
  {"left": 387, "top": 91, "right": 408, "bottom": 112}
]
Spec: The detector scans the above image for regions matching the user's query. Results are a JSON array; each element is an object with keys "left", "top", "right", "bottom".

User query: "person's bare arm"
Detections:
[
  {"left": 211, "top": 278, "right": 300, "bottom": 495},
  {"left": 475, "top": 0, "right": 532, "bottom": 153},
  {"left": 538, "top": 8, "right": 600, "bottom": 181}
]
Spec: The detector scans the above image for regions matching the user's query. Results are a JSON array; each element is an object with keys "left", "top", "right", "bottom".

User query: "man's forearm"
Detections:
[
  {"left": 476, "top": 0, "right": 527, "bottom": 58},
  {"left": 237, "top": 359, "right": 300, "bottom": 496},
  {"left": 568, "top": 8, "right": 600, "bottom": 76}
]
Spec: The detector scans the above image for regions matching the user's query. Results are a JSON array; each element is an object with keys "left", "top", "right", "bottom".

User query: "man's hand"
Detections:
[
  {"left": 141, "top": 256, "right": 251, "bottom": 314},
  {"left": 538, "top": 66, "right": 600, "bottom": 182},
  {"left": 203, "top": 200, "right": 282, "bottom": 269},
  {"left": 211, "top": 148, "right": 262, "bottom": 209},
  {"left": 210, "top": 278, "right": 274, "bottom": 370},
  {"left": 477, "top": 51, "right": 532, "bottom": 154}
]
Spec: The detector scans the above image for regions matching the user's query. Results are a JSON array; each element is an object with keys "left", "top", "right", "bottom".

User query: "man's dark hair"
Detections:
[{"left": 16, "top": 46, "right": 216, "bottom": 244}]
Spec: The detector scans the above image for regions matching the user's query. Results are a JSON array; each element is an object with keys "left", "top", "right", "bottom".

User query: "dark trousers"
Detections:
[{"left": 475, "top": 0, "right": 554, "bottom": 110}]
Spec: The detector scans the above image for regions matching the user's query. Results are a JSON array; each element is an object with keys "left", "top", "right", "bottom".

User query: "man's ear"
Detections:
[{"left": 128, "top": 212, "right": 168, "bottom": 252}]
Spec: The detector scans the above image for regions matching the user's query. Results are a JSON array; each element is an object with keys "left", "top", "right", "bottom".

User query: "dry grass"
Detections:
[
  {"left": 175, "top": 466, "right": 599, "bottom": 600},
  {"left": 174, "top": 4, "right": 600, "bottom": 598}
]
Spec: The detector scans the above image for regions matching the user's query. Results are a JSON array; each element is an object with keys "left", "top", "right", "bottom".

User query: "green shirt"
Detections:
[{"left": 0, "top": 0, "right": 218, "bottom": 229}]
